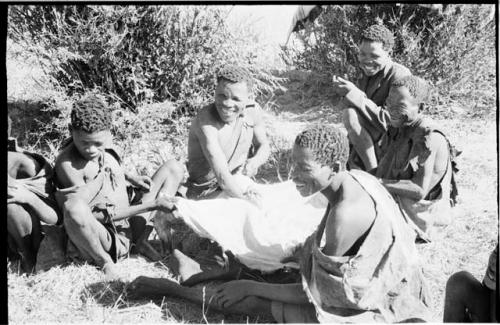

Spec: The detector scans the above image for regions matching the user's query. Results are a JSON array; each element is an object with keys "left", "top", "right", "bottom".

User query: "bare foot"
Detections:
[
  {"left": 168, "top": 249, "right": 202, "bottom": 282},
  {"left": 136, "top": 239, "right": 163, "bottom": 262},
  {"left": 127, "top": 276, "right": 171, "bottom": 300},
  {"left": 102, "top": 262, "right": 122, "bottom": 281}
]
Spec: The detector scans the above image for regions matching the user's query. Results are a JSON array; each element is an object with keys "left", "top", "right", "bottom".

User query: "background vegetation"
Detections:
[
  {"left": 282, "top": 4, "right": 496, "bottom": 116},
  {"left": 7, "top": 4, "right": 497, "bottom": 323}
]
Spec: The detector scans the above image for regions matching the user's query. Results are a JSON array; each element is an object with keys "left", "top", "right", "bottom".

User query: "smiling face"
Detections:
[
  {"left": 71, "top": 128, "right": 110, "bottom": 162},
  {"left": 214, "top": 79, "right": 250, "bottom": 124},
  {"left": 358, "top": 40, "right": 391, "bottom": 77},
  {"left": 385, "top": 86, "right": 419, "bottom": 128},
  {"left": 291, "top": 144, "right": 333, "bottom": 197}
]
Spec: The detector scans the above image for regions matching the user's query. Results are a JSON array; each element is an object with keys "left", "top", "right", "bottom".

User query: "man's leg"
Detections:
[
  {"left": 130, "top": 159, "right": 186, "bottom": 259},
  {"left": 443, "top": 271, "right": 491, "bottom": 322},
  {"left": 343, "top": 108, "right": 379, "bottom": 171},
  {"left": 127, "top": 276, "right": 273, "bottom": 318},
  {"left": 7, "top": 203, "right": 41, "bottom": 273},
  {"left": 63, "top": 198, "right": 118, "bottom": 278}
]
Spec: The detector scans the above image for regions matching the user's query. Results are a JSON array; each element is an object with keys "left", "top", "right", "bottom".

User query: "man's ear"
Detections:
[
  {"left": 333, "top": 160, "right": 341, "bottom": 173},
  {"left": 418, "top": 103, "right": 425, "bottom": 113}
]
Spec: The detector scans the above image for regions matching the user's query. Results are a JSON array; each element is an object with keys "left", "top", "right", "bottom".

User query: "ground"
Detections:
[{"left": 7, "top": 69, "right": 498, "bottom": 323}]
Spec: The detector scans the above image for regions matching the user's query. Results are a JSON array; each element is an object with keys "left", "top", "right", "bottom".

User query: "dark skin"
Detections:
[
  {"left": 188, "top": 80, "right": 270, "bottom": 198},
  {"left": 54, "top": 128, "right": 182, "bottom": 279},
  {"left": 443, "top": 270, "right": 497, "bottom": 322},
  {"left": 127, "top": 144, "right": 376, "bottom": 319},
  {"left": 7, "top": 151, "right": 60, "bottom": 273},
  {"left": 377, "top": 86, "right": 449, "bottom": 201},
  {"left": 335, "top": 39, "right": 393, "bottom": 171}
]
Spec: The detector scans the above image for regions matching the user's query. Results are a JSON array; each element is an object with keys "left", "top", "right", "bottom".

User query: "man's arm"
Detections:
[
  {"left": 195, "top": 120, "right": 246, "bottom": 198},
  {"left": 244, "top": 106, "right": 270, "bottom": 177},
  {"left": 379, "top": 132, "right": 446, "bottom": 201},
  {"left": 342, "top": 86, "right": 389, "bottom": 130},
  {"left": 7, "top": 176, "right": 60, "bottom": 225},
  {"left": 213, "top": 280, "right": 309, "bottom": 307}
]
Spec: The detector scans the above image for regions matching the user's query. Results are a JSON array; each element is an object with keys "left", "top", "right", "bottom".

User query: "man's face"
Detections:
[
  {"left": 71, "top": 128, "right": 110, "bottom": 162},
  {"left": 358, "top": 40, "right": 391, "bottom": 77},
  {"left": 385, "top": 86, "right": 419, "bottom": 128},
  {"left": 291, "top": 144, "right": 332, "bottom": 197},
  {"left": 214, "top": 80, "right": 250, "bottom": 123}
]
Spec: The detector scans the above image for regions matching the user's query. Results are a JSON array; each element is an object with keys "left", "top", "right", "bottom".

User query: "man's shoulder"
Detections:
[
  {"left": 243, "top": 101, "right": 264, "bottom": 121},
  {"left": 54, "top": 143, "right": 75, "bottom": 166},
  {"left": 387, "top": 61, "right": 411, "bottom": 81},
  {"left": 194, "top": 103, "right": 217, "bottom": 125}
]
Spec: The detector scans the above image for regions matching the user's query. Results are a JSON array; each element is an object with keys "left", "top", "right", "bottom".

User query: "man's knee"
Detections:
[
  {"left": 63, "top": 199, "right": 92, "bottom": 228},
  {"left": 7, "top": 203, "right": 32, "bottom": 233},
  {"left": 342, "top": 108, "right": 362, "bottom": 134},
  {"left": 446, "top": 271, "right": 476, "bottom": 296},
  {"left": 158, "top": 159, "right": 185, "bottom": 181}
]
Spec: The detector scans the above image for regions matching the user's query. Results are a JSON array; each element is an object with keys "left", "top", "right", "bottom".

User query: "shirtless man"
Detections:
[
  {"left": 127, "top": 125, "right": 430, "bottom": 323},
  {"left": 183, "top": 64, "right": 270, "bottom": 199},
  {"left": 375, "top": 75, "right": 458, "bottom": 240},
  {"left": 7, "top": 116, "right": 60, "bottom": 272},
  {"left": 54, "top": 94, "right": 183, "bottom": 278},
  {"left": 444, "top": 243, "right": 498, "bottom": 322},
  {"left": 152, "top": 65, "right": 271, "bottom": 254},
  {"left": 333, "top": 24, "right": 411, "bottom": 171}
]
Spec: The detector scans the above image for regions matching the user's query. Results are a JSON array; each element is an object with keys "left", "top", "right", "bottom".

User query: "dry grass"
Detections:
[{"left": 8, "top": 61, "right": 498, "bottom": 323}]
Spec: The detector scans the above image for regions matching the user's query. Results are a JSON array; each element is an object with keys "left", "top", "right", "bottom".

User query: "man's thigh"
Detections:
[
  {"left": 271, "top": 300, "right": 318, "bottom": 323},
  {"left": 355, "top": 111, "right": 385, "bottom": 143}
]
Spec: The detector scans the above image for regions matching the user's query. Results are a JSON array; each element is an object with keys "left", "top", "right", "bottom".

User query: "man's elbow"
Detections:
[{"left": 412, "top": 187, "right": 428, "bottom": 201}]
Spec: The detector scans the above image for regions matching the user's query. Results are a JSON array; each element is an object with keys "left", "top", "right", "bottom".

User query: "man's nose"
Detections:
[{"left": 222, "top": 99, "right": 234, "bottom": 107}]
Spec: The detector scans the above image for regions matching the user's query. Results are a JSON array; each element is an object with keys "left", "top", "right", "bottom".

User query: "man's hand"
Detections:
[
  {"left": 243, "top": 186, "right": 263, "bottom": 209},
  {"left": 128, "top": 174, "right": 153, "bottom": 192},
  {"left": 7, "top": 178, "right": 35, "bottom": 205},
  {"left": 332, "top": 76, "right": 358, "bottom": 97},
  {"left": 155, "top": 195, "right": 179, "bottom": 212},
  {"left": 212, "top": 280, "right": 253, "bottom": 308},
  {"left": 242, "top": 158, "right": 260, "bottom": 178}
]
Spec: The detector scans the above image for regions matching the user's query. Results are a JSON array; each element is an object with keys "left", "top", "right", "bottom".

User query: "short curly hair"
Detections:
[
  {"left": 216, "top": 65, "right": 254, "bottom": 91},
  {"left": 392, "top": 75, "right": 431, "bottom": 104},
  {"left": 294, "top": 124, "right": 349, "bottom": 169},
  {"left": 361, "top": 24, "right": 395, "bottom": 52},
  {"left": 70, "top": 94, "right": 112, "bottom": 133}
]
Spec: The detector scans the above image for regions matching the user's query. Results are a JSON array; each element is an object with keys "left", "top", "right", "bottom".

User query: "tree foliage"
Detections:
[
  {"left": 8, "top": 5, "right": 280, "bottom": 113},
  {"left": 283, "top": 4, "right": 496, "bottom": 113}
]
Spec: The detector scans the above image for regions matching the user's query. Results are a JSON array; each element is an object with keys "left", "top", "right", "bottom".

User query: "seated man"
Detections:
[
  {"left": 184, "top": 64, "right": 270, "bottom": 199},
  {"left": 54, "top": 94, "right": 183, "bottom": 278},
  {"left": 128, "top": 125, "right": 430, "bottom": 323},
  {"left": 153, "top": 64, "right": 271, "bottom": 253},
  {"left": 375, "top": 75, "right": 458, "bottom": 241},
  {"left": 333, "top": 24, "right": 411, "bottom": 171},
  {"left": 444, "top": 243, "right": 497, "bottom": 322},
  {"left": 7, "top": 116, "right": 60, "bottom": 273}
]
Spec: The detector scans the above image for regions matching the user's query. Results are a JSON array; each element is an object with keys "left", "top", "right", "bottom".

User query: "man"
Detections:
[
  {"left": 443, "top": 243, "right": 498, "bottom": 322},
  {"left": 184, "top": 64, "right": 270, "bottom": 199},
  {"left": 153, "top": 65, "right": 271, "bottom": 254},
  {"left": 128, "top": 125, "right": 430, "bottom": 323},
  {"left": 333, "top": 24, "right": 411, "bottom": 171},
  {"left": 375, "top": 75, "right": 458, "bottom": 241},
  {"left": 54, "top": 94, "right": 183, "bottom": 278},
  {"left": 7, "top": 116, "right": 60, "bottom": 272}
]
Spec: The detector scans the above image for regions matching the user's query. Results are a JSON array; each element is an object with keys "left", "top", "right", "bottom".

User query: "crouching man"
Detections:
[
  {"left": 54, "top": 94, "right": 184, "bottom": 279},
  {"left": 7, "top": 116, "right": 60, "bottom": 272},
  {"left": 375, "top": 75, "right": 459, "bottom": 241}
]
